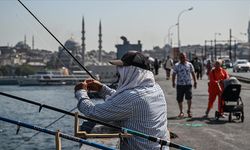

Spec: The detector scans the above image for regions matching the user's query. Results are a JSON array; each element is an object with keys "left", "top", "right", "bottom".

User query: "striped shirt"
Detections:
[{"left": 75, "top": 84, "right": 169, "bottom": 150}]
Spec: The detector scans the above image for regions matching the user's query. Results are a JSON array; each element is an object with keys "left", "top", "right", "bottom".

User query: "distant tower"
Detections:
[
  {"left": 98, "top": 20, "right": 102, "bottom": 63},
  {"left": 81, "top": 16, "right": 86, "bottom": 65},
  {"left": 32, "top": 35, "right": 34, "bottom": 50},
  {"left": 24, "top": 34, "right": 27, "bottom": 48},
  {"left": 248, "top": 20, "right": 250, "bottom": 43}
]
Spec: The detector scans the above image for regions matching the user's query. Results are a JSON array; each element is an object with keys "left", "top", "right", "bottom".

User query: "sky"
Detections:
[{"left": 0, "top": 0, "right": 250, "bottom": 52}]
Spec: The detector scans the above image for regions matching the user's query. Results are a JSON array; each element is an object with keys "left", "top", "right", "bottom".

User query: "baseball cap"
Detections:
[{"left": 109, "top": 51, "right": 151, "bottom": 70}]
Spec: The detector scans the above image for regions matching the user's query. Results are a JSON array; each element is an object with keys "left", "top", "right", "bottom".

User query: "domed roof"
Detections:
[
  {"left": 64, "top": 38, "right": 80, "bottom": 50},
  {"left": 15, "top": 41, "right": 31, "bottom": 49}
]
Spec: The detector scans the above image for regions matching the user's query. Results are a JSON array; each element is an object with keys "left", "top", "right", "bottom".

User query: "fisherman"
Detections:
[{"left": 74, "top": 51, "right": 169, "bottom": 150}]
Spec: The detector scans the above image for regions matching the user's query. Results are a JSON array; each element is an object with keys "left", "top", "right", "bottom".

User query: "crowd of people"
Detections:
[{"left": 73, "top": 51, "right": 229, "bottom": 149}]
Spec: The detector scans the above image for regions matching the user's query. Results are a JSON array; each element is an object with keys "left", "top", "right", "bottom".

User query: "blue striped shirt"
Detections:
[{"left": 75, "top": 84, "right": 169, "bottom": 150}]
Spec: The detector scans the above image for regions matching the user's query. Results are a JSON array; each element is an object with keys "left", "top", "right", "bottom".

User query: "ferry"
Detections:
[{"left": 17, "top": 70, "right": 91, "bottom": 86}]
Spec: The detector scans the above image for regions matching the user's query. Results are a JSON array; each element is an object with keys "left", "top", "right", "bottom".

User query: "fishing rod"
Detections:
[
  {"left": 17, "top": 0, "right": 95, "bottom": 80},
  {"left": 0, "top": 116, "right": 115, "bottom": 150},
  {"left": 0, "top": 92, "right": 193, "bottom": 150},
  {"left": 16, "top": 1, "right": 192, "bottom": 149}
]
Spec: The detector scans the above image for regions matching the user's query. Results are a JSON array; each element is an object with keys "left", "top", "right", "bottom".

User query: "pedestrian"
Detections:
[
  {"left": 74, "top": 51, "right": 170, "bottom": 150},
  {"left": 192, "top": 57, "right": 202, "bottom": 80},
  {"left": 206, "top": 60, "right": 212, "bottom": 79},
  {"left": 164, "top": 56, "right": 174, "bottom": 80},
  {"left": 204, "top": 60, "right": 229, "bottom": 118},
  {"left": 154, "top": 58, "right": 159, "bottom": 75},
  {"left": 172, "top": 52, "right": 197, "bottom": 118}
]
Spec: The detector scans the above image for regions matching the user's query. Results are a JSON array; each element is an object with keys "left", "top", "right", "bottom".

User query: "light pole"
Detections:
[
  {"left": 177, "top": 7, "right": 193, "bottom": 52},
  {"left": 168, "top": 24, "right": 177, "bottom": 46},
  {"left": 214, "top": 32, "right": 221, "bottom": 60},
  {"left": 163, "top": 24, "right": 177, "bottom": 59}
]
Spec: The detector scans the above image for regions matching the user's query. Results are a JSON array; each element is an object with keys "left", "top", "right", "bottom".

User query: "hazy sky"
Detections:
[{"left": 0, "top": 0, "right": 250, "bottom": 52}]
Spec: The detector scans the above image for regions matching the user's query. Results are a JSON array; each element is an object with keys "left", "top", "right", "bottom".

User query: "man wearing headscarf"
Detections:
[
  {"left": 204, "top": 60, "right": 229, "bottom": 118},
  {"left": 74, "top": 51, "right": 169, "bottom": 150}
]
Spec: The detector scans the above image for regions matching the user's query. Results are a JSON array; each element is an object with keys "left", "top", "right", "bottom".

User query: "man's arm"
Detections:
[
  {"left": 191, "top": 71, "right": 197, "bottom": 88},
  {"left": 172, "top": 73, "right": 176, "bottom": 88},
  {"left": 75, "top": 89, "right": 132, "bottom": 122},
  {"left": 98, "top": 85, "right": 116, "bottom": 99}
]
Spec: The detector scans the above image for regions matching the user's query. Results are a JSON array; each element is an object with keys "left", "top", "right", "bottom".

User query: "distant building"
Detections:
[
  {"left": 0, "top": 46, "right": 15, "bottom": 55},
  {"left": 115, "top": 36, "right": 142, "bottom": 59}
]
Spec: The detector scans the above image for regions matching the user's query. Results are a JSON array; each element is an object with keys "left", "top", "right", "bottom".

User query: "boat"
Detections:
[
  {"left": 0, "top": 76, "right": 19, "bottom": 85},
  {"left": 17, "top": 70, "right": 91, "bottom": 86}
]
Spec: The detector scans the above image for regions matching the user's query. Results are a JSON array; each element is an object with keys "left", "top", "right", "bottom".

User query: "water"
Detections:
[{"left": 0, "top": 85, "right": 109, "bottom": 150}]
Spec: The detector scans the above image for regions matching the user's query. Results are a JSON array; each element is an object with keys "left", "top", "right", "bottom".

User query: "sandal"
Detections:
[
  {"left": 187, "top": 111, "right": 192, "bottom": 118},
  {"left": 177, "top": 112, "right": 184, "bottom": 118}
]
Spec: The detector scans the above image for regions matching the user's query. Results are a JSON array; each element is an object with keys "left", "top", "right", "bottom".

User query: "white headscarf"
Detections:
[{"left": 106, "top": 66, "right": 155, "bottom": 100}]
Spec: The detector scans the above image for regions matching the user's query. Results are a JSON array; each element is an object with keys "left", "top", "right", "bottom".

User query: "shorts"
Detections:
[{"left": 176, "top": 85, "right": 192, "bottom": 102}]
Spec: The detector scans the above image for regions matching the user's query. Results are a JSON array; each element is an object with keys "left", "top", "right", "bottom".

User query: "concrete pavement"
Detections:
[{"left": 155, "top": 68, "right": 250, "bottom": 150}]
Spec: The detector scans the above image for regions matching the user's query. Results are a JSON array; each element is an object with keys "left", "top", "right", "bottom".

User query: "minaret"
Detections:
[
  {"left": 248, "top": 20, "right": 250, "bottom": 43},
  {"left": 24, "top": 35, "right": 27, "bottom": 48},
  {"left": 81, "top": 16, "right": 86, "bottom": 65},
  {"left": 32, "top": 35, "right": 34, "bottom": 50},
  {"left": 98, "top": 20, "right": 102, "bottom": 63}
]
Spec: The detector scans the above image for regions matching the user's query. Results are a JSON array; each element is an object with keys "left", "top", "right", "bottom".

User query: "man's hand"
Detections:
[
  {"left": 74, "top": 81, "right": 88, "bottom": 92},
  {"left": 194, "top": 82, "right": 197, "bottom": 89},
  {"left": 74, "top": 79, "right": 103, "bottom": 92},
  {"left": 172, "top": 82, "right": 176, "bottom": 88},
  {"left": 86, "top": 79, "right": 103, "bottom": 92}
]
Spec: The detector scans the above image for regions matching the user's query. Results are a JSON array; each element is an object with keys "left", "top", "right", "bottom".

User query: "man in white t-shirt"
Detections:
[{"left": 164, "top": 56, "right": 173, "bottom": 80}]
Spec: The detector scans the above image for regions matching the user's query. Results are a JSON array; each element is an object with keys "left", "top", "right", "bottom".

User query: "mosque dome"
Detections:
[
  {"left": 64, "top": 38, "right": 80, "bottom": 50},
  {"left": 15, "top": 41, "right": 31, "bottom": 49}
]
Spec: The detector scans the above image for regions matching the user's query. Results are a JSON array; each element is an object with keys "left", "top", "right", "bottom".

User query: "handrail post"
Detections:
[{"left": 55, "top": 130, "right": 62, "bottom": 150}]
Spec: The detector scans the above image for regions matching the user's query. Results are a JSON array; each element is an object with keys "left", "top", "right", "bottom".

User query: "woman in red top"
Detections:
[{"left": 204, "top": 60, "right": 229, "bottom": 117}]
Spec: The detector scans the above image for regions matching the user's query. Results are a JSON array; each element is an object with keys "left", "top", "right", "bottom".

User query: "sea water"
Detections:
[{"left": 0, "top": 85, "right": 115, "bottom": 150}]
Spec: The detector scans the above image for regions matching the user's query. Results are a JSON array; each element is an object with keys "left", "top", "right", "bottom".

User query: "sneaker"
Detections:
[
  {"left": 220, "top": 114, "right": 226, "bottom": 118},
  {"left": 177, "top": 112, "right": 184, "bottom": 118},
  {"left": 202, "top": 114, "right": 208, "bottom": 118}
]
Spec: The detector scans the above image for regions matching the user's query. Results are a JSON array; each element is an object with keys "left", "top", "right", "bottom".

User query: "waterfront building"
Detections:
[{"left": 115, "top": 36, "right": 142, "bottom": 59}]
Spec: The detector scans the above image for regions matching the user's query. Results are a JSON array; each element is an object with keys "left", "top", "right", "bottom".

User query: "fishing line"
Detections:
[
  {"left": 14, "top": 0, "right": 89, "bottom": 94},
  {"left": 12, "top": 106, "right": 77, "bottom": 150},
  {"left": 11, "top": 6, "right": 89, "bottom": 149},
  {"left": 17, "top": 0, "right": 96, "bottom": 79}
]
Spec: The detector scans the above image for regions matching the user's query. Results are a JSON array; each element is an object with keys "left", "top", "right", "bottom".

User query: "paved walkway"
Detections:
[{"left": 155, "top": 68, "right": 250, "bottom": 150}]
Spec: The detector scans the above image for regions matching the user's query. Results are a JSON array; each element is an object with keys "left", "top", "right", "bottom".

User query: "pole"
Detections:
[
  {"left": 234, "top": 40, "right": 237, "bottom": 61},
  {"left": 229, "top": 29, "right": 232, "bottom": 60},
  {"left": 214, "top": 33, "right": 221, "bottom": 61},
  {"left": 214, "top": 39, "right": 217, "bottom": 60},
  {"left": 211, "top": 40, "right": 213, "bottom": 61},
  {"left": 177, "top": 7, "right": 193, "bottom": 52},
  {"left": 204, "top": 41, "right": 207, "bottom": 59}
]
